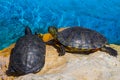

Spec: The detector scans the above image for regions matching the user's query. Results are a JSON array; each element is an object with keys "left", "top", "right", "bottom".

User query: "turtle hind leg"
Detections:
[
  {"left": 6, "top": 66, "right": 23, "bottom": 76},
  {"left": 100, "top": 46, "right": 118, "bottom": 57},
  {"left": 6, "top": 65, "right": 16, "bottom": 76}
]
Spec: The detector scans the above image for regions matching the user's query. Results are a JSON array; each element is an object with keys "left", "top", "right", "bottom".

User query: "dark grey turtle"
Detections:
[
  {"left": 7, "top": 26, "right": 45, "bottom": 76},
  {"left": 47, "top": 26, "right": 117, "bottom": 57}
]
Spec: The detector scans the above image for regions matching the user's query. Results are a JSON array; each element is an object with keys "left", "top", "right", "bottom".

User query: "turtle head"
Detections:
[
  {"left": 48, "top": 26, "right": 58, "bottom": 39},
  {"left": 25, "top": 26, "right": 32, "bottom": 35}
]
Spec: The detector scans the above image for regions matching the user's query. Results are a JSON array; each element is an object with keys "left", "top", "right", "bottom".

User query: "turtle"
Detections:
[
  {"left": 7, "top": 26, "right": 46, "bottom": 76},
  {"left": 47, "top": 26, "right": 117, "bottom": 57}
]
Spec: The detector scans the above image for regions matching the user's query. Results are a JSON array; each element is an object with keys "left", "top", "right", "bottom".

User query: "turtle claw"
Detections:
[{"left": 101, "top": 46, "right": 118, "bottom": 57}]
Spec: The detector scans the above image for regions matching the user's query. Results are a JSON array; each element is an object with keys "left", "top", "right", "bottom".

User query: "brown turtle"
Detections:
[{"left": 47, "top": 26, "right": 117, "bottom": 57}]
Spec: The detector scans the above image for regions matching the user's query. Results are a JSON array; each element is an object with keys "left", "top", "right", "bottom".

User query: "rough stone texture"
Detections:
[{"left": 0, "top": 43, "right": 120, "bottom": 80}]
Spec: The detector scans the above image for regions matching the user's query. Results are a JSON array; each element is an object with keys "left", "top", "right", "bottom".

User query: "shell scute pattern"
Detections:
[
  {"left": 7, "top": 27, "right": 45, "bottom": 75},
  {"left": 57, "top": 27, "right": 107, "bottom": 49}
]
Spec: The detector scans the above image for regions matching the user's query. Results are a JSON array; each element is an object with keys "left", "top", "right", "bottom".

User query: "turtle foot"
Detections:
[{"left": 58, "top": 45, "right": 65, "bottom": 56}]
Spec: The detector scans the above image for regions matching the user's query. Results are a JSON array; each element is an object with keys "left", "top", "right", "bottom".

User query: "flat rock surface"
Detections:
[{"left": 0, "top": 43, "right": 120, "bottom": 80}]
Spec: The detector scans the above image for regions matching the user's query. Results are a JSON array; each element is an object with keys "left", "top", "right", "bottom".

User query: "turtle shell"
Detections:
[
  {"left": 8, "top": 28, "right": 45, "bottom": 75},
  {"left": 57, "top": 27, "right": 107, "bottom": 49}
]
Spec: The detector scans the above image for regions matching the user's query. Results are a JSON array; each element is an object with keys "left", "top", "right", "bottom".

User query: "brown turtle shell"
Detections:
[{"left": 57, "top": 27, "right": 107, "bottom": 49}]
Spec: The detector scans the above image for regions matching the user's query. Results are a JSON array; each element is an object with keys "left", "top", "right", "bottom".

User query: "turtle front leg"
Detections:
[
  {"left": 57, "top": 45, "right": 65, "bottom": 56},
  {"left": 46, "top": 40, "right": 65, "bottom": 56},
  {"left": 100, "top": 46, "right": 118, "bottom": 57}
]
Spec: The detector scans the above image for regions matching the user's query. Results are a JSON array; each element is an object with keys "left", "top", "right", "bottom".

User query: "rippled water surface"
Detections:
[{"left": 0, "top": 0, "right": 120, "bottom": 50}]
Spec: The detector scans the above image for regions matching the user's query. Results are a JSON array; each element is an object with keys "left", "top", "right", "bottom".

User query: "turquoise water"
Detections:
[{"left": 0, "top": 0, "right": 120, "bottom": 50}]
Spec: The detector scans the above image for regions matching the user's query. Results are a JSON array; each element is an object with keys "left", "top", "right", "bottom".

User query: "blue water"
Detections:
[{"left": 0, "top": 0, "right": 120, "bottom": 50}]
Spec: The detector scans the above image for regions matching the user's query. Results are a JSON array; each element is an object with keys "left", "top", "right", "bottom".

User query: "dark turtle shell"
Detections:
[
  {"left": 8, "top": 27, "right": 45, "bottom": 75},
  {"left": 57, "top": 27, "right": 107, "bottom": 49}
]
